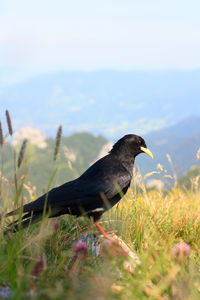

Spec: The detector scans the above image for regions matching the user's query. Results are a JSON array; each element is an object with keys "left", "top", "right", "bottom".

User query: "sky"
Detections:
[{"left": 1, "top": 0, "right": 200, "bottom": 86}]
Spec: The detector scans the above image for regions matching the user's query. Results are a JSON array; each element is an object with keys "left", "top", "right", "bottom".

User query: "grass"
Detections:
[
  {"left": 0, "top": 113, "right": 200, "bottom": 299},
  {"left": 1, "top": 180, "right": 200, "bottom": 299}
]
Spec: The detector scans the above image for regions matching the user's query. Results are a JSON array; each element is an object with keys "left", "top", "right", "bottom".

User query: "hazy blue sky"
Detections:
[{"left": 1, "top": 0, "right": 200, "bottom": 85}]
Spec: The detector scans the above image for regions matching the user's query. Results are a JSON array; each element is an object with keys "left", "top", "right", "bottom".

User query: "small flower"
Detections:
[
  {"left": 52, "top": 219, "right": 60, "bottom": 232},
  {"left": 32, "top": 256, "right": 45, "bottom": 277},
  {"left": 73, "top": 240, "right": 88, "bottom": 257},
  {"left": 172, "top": 242, "right": 190, "bottom": 257}
]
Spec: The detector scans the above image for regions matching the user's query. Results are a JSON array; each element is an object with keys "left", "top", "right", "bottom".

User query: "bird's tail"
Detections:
[
  {"left": 4, "top": 212, "right": 42, "bottom": 235},
  {"left": 5, "top": 208, "right": 21, "bottom": 217}
]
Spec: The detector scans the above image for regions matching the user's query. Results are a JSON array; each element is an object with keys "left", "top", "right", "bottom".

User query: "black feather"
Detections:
[{"left": 4, "top": 134, "right": 151, "bottom": 233}]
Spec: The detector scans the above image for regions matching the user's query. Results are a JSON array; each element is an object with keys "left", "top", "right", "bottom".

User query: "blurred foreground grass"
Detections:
[{"left": 1, "top": 182, "right": 200, "bottom": 299}]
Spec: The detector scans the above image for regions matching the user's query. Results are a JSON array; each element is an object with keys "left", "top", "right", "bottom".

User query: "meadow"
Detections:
[{"left": 0, "top": 117, "right": 200, "bottom": 299}]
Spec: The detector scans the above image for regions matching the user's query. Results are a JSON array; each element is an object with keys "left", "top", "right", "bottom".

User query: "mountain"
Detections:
[
  {"left": 1, "top": 116, "right": 200, "bottom": 199},
  {"left": 0, "top": 70, "right": 200, "bottom": 139},
  {"left": 1, "top": 132, "right": 108, "bottom": 197},
  {"left": 178, "top": 166, "right": 200, "bottom": 190},
  {"left": 137, "top": 116, "right": 200, "bottom": 179}
]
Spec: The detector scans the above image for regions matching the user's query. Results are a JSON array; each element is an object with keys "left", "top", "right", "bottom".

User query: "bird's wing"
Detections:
[
  {"left": 23, "top": 172, "right": 129, "bottom": 212},
  {"left": 7, "top": 155, "right": 131, "bottom": 216}
]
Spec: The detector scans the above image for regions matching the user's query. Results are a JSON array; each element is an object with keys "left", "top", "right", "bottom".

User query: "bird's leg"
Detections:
[
  {"left": 94, "top": 222, "right": 126, "bottom": 256},
  {"left": 94, "top": 221, "right": 111, "bottom": 239}
]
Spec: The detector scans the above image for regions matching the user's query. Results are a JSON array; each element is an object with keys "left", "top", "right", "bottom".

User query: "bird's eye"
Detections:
[{"left": 138, "top": 139, "right": 143, "bottom": 146}]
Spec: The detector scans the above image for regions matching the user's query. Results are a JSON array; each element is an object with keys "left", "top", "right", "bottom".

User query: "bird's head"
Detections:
[{"left": 110, "top": 134, "right": 153, "bottom": 160}]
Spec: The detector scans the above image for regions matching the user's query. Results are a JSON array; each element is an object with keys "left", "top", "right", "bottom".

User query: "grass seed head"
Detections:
[
  {"left": 54, "top": 125, "right": 62, "bottom": 161},
  {"left": 5, "top": 110, "right": 13, "bottom": 136},
  {"left": 18, "top": 139, "right": 28, "bottom": 168}
]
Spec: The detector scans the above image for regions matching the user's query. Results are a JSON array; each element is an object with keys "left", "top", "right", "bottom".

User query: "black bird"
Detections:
[{"left": 5, "top": 134, "right": 153, "bottom": 236}]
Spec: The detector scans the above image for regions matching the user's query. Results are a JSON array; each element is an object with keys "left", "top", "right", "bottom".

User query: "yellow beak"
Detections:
[{"left": 140, "top": 147, "right": 154, "bottom": 159}]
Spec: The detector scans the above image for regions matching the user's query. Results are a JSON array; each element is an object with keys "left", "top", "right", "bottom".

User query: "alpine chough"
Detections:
[{"left": 5, "top": 134, "right": 153, "bottom": 236}]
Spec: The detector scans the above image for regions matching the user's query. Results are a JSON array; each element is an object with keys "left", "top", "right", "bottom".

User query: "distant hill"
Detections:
[
  {"left": 2, "top": 132, "right": 108, "bottom": 197},
  {"left": 137, "top": 116, "right": 200, "bottom": 179},
  {"left": 1, "top": 116, "right": 200, "bottom": 199},
  {"left": 1, "top": 70, "right": 200, "bottom": 139},
  {"left": 178, "top": 166, "right": 200, "bottom": 190}
]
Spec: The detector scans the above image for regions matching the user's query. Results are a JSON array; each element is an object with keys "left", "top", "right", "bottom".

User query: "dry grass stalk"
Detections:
[
  {"left": 18, "top": 139, "right": 28, "bottom": 168},
  {"left": 5, "top": 110, "right": 13, "bottom": 136},
  {"left": 0, "top": 121, "right": 3, "bottom": 147},
  {"left": 54, "top": 125, "right": 62, "bottom": 161},
  {"left": 197, "top": 148, "right": 200, "bottom": 161},
  {"left": 166, "top": 153, "right": 177, "bottom": 186},
  {"left": 0, "top": 121, "right": 3, "bottom": 146}
]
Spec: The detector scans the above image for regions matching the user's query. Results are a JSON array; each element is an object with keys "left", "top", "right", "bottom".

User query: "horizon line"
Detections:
[{"left": 1, "top": 67, "right": 200, "bottom": 88}]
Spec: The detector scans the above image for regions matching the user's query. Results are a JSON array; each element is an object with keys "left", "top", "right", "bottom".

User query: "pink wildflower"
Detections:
[
  {"left": 73, "top": 240, "right": 88, "bottom": 257},
  {"left": 52, "top": 219, "right": 60, "bottom": 232},
  {"left": 172, "top": 242, "right": 190, "bottom": 257},
  {"left": 32, "top": 256, "right": 45, "bottom": 277}
]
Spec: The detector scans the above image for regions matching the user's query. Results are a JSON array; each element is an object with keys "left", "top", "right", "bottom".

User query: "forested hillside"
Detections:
[{"left": 1, "top": 132, "right": 108, "bottom": 198}]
